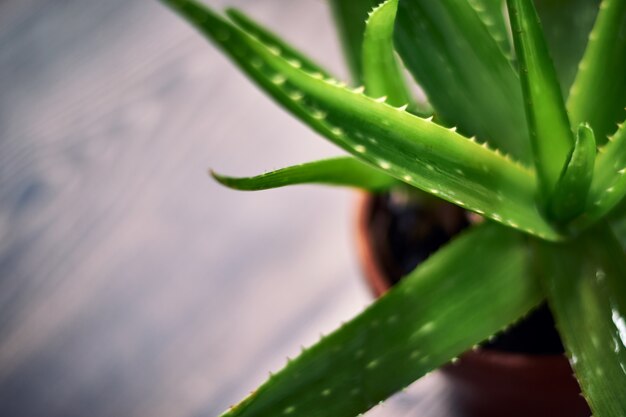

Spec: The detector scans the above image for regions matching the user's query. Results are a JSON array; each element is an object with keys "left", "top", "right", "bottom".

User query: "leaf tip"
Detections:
[{"left": 209, "top": 168, "right": 226, "bottom": 183}]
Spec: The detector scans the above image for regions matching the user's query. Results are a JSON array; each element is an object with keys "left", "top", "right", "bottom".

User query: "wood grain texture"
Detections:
[{"left": 0, "top": 0, "right": 448, "bottom": 416}]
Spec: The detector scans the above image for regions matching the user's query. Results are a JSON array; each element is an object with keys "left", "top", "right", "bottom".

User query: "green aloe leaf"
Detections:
[
  {"left": 567, "top": 0, "right": 626, "bottom": 147},
  {"left": 548, "top": 123, "right": 596, "bottom": 224},
  {"left": 507, "top": 0, "right": 574, "bottom": 199},
  {"left": 394, "top": 0, "right": 531, "bottom": 163},
  {"left": 362, "top": 0, "right": 414, "bottom": 109},
  {"left": 535, "top": 0, "right": 601, "bottom": 95},
  {"left": 535, "top": 224, "right": 626, "bottom": 417},
  {"left": 328, "top": 0, "right": 378, "bottom": 83},
  {"left": 211, "top": 157, "right": 397, "bottom": 192},
  {"left": 225, "top": 8, "right": 333, "bottom": 79},
  {"left": 219, "top": 222, "right": 541, "bottom": 417},
  {"left": 225, "top": 7, "right": 390, "bottom": 189},
  {"left": 161, "top": 0, "right": 563, "bottom": 240},
  {"left": 469, "top": 0, "right": 511, "bottom": 57},
  {"left": 576, "top": 118, "right": 626, "bottom": 229}
]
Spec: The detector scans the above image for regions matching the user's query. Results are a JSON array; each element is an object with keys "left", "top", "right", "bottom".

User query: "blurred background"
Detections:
[{"left": 0, "top": 0, "right": 446, "bottom": 416}]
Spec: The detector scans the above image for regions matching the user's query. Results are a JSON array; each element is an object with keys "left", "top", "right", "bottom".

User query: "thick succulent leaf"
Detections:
[
  {"left": 507, "top": 0, "right": 574, "bottom": 198},
  {"left": 535, "top": 0, "right": 601, "bottom": 95},
  {"left": 362, "top": 0, "right": 414, "bottom": 108},
  {"left": 211, "top": 157, "right": 397, "bottom": 192},
  {"left": 548, "top": 123, "right": 596, "bottom": 224},
  {"left": 161, "top": 0, "right": 563, "bottom": 240},
  {"left": 219, "top": 222, "right": 542, "bottom": 417},
  {"left": 328, "top": 0, "right": 378, "bottom": 83},
  {"left": 394, "top": 0, "right": 531, "bottom": 163},
  {"left": 576, "top": 118, "right": 626, "bottom": 229},
  {"left": 567, "top": 0, "right": 626, "bottom": 146},
  {"left": 225, "top": 8, "right": 333, "bottom": 79},
  {"left": 581, "top": 118, "right": 626, "bottom": 221},
  {"left": 469, "top": 0, "right": 511, "bottom": 56},
  {"left": 535, "top": 225, "right": 626, "bottom": 417}
]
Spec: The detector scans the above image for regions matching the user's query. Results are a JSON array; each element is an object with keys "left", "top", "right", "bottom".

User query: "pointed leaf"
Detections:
[
  {"left": 225, "top": 8, "right": 333, "bottom": 79},
  {"left": 577, "top": 118, "right": 626, "bottom": 229},
  {"left": 535, "top": 0, "right": 601, "bottom": 95},
  {"left": 328, "top": 0, "right": 378, "bottom": 83},
  {"left": 507, "top": 0, "right": 575, "bottom": 198},
  {"left": 211, "top": 157, "right": 397, "bottom": 192},
  {"left": 394, "top": 0, "right": 531, "bottom": 162},
  {"left": 535, "top": 224, "right": 626, "bottom": 417},
  {"left": 220, "top": 222, "right": 542, "bottom": 417},
  {"left": 567, "top": 0, "right": 626, "bottom": 146},
  {"left": 161, "top": 0, "right": 563, "bottom": 240},
  {"left": 549, "top": 123, "right": 596, "bottom": 224},
  {"left": 362, "top": 0, "right": 414, "bottom": 108}
]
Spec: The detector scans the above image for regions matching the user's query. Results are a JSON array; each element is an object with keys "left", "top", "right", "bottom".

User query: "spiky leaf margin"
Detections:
[
  {"left": 220, "top": 222, "right": 540, "bottom": 417},
  {"left": 162, "top": 0, "right": 562, "bottom": 241}
]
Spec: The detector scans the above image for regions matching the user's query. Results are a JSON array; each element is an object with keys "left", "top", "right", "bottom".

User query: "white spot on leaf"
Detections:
[
  {"left": 271, "top": 74, "right": 286, "bottom": 85},
  {"left": 378, "top": 160, "right": 391, "bottom": 170},
  {"left": 267, "top": 45, "right": 281, "bottom": 56}
]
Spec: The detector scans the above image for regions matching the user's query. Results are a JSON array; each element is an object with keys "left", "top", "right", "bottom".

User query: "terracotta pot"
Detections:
[{"left": 354, "top": 192, "right": 591, "bottom": 417}]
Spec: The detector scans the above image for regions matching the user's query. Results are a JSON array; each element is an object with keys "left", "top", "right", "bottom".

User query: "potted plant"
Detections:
[{"left": 160, "top": 0, "right": 626, "bottom": 416}]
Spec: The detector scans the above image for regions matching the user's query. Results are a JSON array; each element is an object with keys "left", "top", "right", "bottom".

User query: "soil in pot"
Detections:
[{"left": 356, "top": 190, "right": 591, "bottom": 417}]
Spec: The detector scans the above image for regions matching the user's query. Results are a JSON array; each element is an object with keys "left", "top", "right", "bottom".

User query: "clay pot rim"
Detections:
[{"left": 353, "top": 191, "right": 570, "bottom": 366}]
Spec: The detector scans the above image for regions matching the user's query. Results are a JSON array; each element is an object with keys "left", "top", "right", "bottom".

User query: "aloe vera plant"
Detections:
[{"left": 160, "top": 0, "right": 626, "bottom": 415}]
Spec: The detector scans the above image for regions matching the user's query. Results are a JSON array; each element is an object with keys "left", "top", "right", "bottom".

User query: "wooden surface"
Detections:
[{"left": 0, "top": 1, "right": 449, "bottom": 416}]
